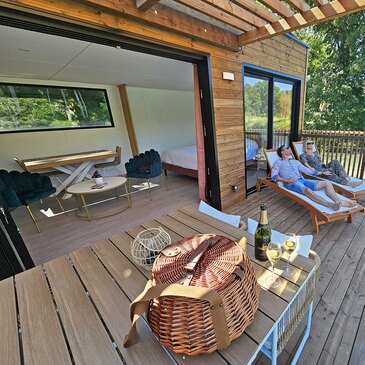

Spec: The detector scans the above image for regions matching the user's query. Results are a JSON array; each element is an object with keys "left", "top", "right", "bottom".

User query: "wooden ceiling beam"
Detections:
[
  {"left": 312, "top": 0, "right": 329, "bottom": 6},
  {"left": 239, "top": 0, "right": 365, "bottom": 45},
  {"left": 283, "top": 0, "right": 311, "bottom": 12},
  {"left": 74, "top": 0, "right": 239, "bottom": 49},
  {"left": 231, "top": 0, "right": 279, "bottom": 23},
  {"left": 198, "top": 0, "right": 268, "bottom": 27},
  {"left": 255, "top": 0, "right": 295, "bottom": 18},
  {"left": 174, "top": 0, "right": 255, "bottom": 32},
  {"left": 136, "top": 0, "right": 160, "bottom": 11}
]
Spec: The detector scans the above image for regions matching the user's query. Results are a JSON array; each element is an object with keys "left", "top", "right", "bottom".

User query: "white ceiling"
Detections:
[{"left": 0, "top": 24, "right": 194, "bottom": 91}]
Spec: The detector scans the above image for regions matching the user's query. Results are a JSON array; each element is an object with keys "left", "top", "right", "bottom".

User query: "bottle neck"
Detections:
[{"left": 259, "top": 209, "right": 268, "bottom": 225}]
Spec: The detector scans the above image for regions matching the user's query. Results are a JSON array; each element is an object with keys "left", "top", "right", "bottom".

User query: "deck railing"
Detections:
[
  {"left": 300, "top": 130, "right": 365, "bottom": 179},
  {"left": 246, "top": 128, "right": 291, "bottom": 148},
  {"left": 245, "top": 128, "right": 365, "bottom": 179}
]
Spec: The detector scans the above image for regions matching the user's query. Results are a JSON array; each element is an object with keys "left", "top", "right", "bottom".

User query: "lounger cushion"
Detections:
[
  {"left": 248, "top": 218, "right": 313, "bottom": 258},
  {"left": 199, "top": 200, "right": 241, "bottom": 227},
  {"left": 277, "top": 182, "right": 356, "bottom": 214}
]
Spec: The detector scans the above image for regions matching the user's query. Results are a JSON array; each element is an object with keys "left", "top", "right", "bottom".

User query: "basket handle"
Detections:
[
  {"left": 123, "top": 279, "right": 231, "bottom": 350},
  {"left": 184, "top": 236, "right": 219, "bottom": 272}
]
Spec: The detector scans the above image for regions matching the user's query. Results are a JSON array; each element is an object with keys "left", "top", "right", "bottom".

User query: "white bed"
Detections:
[{"left": 161, "top": 139, "right": 258, "bottom": 177}]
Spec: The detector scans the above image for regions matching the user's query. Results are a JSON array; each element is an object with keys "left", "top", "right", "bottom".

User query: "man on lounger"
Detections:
[{"left": 272, "top": 145, "right": 356, "bottom": 211}]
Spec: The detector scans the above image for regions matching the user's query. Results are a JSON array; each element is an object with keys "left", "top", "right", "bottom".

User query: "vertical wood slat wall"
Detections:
[
  {"left": 5, "top": 0, "right": 308, "bottom": 209},
  {"left": 211, "top": 39, "right": 307, "bottom": 209}
]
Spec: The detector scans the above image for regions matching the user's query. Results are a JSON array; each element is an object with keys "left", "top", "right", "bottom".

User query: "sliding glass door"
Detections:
[
  {"left": 273, "top": 80, "right": 294, "bottom": 148},
  {"left": 243, "top": 66, "right": 301, "bottom": 193}
]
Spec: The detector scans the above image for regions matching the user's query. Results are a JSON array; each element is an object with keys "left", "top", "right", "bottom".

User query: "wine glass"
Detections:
[
  {"left": 265, "top": 241, "right": 282, "bottom": 288},
  {"left": 282, "top": 233, "right": 297, "bottom": 277}
]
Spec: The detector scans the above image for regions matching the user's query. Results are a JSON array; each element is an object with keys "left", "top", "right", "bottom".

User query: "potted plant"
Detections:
[{"left": 92, "top": 170, "right": 104, "bottom": 185}]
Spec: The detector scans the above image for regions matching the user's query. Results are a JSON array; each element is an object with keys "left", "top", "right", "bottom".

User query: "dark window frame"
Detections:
[
  {"left": 0, "top": 82, "right": 115, "bottom": 134},
  {"left": 242, "top": 63, "right": 302, "bottom": 194}
]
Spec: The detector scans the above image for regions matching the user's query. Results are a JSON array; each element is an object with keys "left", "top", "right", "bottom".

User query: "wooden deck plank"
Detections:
[
  {"left": 154, "top": 214, "right": 198, "bottom": 238},
  {"left": 44, "top": 256, "right": 122, "bottom": 365},
  {"left": 324, "top": 244, "right": 365, "bottom": 363},
  {"left": 16, "top": 267, "right": 72, "bottom": 365},
  {"left": 0, "top": 277, "right": 20, "bottom": 365},
  {"left": 91, "top": 240, "right": 148, "bottom": 300},
  {"left": 295, "top": 224, "right": 365, "bottom": 365},
  {"left": 70, "top": 247, "right": 174, "bottom": 365},
  {"left": 348, "top": 310, "right": 365, "bottom": 365},
  {"left": 108, "top": 232, "right": 151, "bottom": 279},
  {"left": 140, "top": 219, "right": 183, "bottom": 243}
]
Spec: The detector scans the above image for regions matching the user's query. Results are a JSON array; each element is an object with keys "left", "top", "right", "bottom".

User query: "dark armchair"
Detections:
[
  {"left": 0, "top": 170, "right": 63, "bottom": 232},
  {"left": 125, "top": 149, "right": 168, "bottom": 200}
]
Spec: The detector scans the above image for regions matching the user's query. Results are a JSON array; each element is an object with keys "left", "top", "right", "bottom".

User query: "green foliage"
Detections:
[
  {"left": 244, "top": 80, "right": 292, "bottom": 129},
  {"left": 0, "top": 85, "right": 112, "bottom": 132},
  {"left": 295, "top": 13, "right": 365, "bottom": 131}
]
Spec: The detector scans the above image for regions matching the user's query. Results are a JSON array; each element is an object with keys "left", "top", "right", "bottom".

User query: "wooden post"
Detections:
[{"left": 118, "top": 84, "right": 139, "bottom": 157}]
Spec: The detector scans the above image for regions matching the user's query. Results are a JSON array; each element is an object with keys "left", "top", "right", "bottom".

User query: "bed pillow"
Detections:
[
  {"left": 247, "top": 218, "right": 313, "bottom": 258},
  {"left": 199, "top": 201, "right": 241, "bottom": 227}
]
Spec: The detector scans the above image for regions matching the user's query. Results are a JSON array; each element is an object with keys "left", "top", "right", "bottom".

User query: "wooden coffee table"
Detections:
[{"left": 66, "top": 176, "right": 131, "bottom": 221}]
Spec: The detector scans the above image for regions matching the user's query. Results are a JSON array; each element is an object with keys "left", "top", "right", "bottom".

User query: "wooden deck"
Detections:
[{"left": 11, "top": 175, "right": 365, "bottom": 365}]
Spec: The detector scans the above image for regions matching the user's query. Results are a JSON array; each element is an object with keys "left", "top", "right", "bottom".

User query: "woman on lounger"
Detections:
[
  {"left": 272, "top": 145, "right": 356, "bottom": 211},
  {"left": 300, "top": 140, "right": 362, "bottom": 188}
]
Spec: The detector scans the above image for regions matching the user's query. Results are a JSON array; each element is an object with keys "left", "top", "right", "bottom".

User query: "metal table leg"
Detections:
[{"left": 79, "top": 194, "right": 91, "bottom": 222}]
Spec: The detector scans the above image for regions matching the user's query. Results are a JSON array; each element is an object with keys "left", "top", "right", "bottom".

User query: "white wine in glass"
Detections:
[
  {"left": 283, "top": 233, "right": 297, "bottom": 277},
  {"left": 266, "top": 242, "right": 282, "bottom": 288}
]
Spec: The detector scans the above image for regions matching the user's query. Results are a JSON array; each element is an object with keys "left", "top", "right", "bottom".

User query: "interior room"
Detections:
[{"left": 0, "top": 23, "right": 200, "bottom": 263}]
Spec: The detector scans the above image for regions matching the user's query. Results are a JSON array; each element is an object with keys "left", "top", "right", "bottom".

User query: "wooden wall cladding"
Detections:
[
  {"left": 211, "top": 37, "right": 307, "bottom": 209},
  {"left": 3, "top": 0, "right": 308, "bottom": 210}
]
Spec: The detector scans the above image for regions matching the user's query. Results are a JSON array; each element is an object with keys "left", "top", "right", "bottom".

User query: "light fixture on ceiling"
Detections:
[
  {"left": 154, "top": 10, "right": 158, "bottom": 15},
  {"left": 115, "top": 45, "right": 122, "bottom": 50}
]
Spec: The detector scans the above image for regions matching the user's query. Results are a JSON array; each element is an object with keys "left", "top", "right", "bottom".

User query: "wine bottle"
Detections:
[{"left": 254, "top": 203, "right": 271, "bottom": 261}]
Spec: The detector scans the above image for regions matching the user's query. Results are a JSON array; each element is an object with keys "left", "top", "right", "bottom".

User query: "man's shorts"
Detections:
[{"left": 284, "top": 178, "right": 320, "bottom": 195}]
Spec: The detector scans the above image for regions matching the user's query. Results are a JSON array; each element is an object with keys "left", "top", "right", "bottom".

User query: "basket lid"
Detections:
[{"left": 152, "top": 234, "right": 244, "bottom": 291}]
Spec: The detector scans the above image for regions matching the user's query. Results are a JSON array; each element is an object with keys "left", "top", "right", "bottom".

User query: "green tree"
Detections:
[{"left": 295, "top": 12, "right": 365, "bottom": 131}]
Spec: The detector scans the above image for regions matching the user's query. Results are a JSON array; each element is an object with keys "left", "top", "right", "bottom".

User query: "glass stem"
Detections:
[
  {"left": 271, "top": 263, "right": 275, "bottom": 281},
  {"left": 286, "top": 253, "right": 290, "bottom": 272}
]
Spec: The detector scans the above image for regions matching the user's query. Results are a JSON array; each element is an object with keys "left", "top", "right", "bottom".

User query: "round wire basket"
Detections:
[{"left": 131, "top": 227, "right": 171, "bottom": 270}]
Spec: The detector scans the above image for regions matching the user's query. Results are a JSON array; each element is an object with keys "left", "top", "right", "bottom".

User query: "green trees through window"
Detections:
[
  {"left": 0, "top": 84, "right": 113, "bottom": 133},
  {"left": 244, "top": 80, "right": 293, "bottom": 129}
]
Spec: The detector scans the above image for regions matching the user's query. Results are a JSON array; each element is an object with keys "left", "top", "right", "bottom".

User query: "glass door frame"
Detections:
[{"left": 242, "top": 64, "right": 302, "bottom": 194}]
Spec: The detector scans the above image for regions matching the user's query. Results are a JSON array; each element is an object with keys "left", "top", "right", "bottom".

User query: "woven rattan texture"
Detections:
[{"left": 148, "top": 234, "right": 259, "bottom": 355}]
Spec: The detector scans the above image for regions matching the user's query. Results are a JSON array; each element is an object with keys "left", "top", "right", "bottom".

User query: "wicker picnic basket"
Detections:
[{"left": 124, "top": 233, "right": 259, "bottom": 355}]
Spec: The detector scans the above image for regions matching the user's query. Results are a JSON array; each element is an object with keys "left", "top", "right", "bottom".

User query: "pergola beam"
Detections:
[
  {"left": 312, "top": 0, "right": 329, "bottom": 6},
  {"left": 199, "top": 0, "right": 268, "bottom": 28},
  {"left": 74, "top": 0, "right": 239, "bottom": 49},
  {"left": 136, "top": 0, "right": 160, "bottom": 11},
  {"left": 239, "top": 0, "right": 365, "bottom": 45},
  {"left": 231, "top": 0, "right": 280, "bottom": 22},
  {"left": 283, "top": 0, "right": 311, "bottom": 12},
  {"left": 174, "top": 0, "right": 255, "bottom": 32},
  {"left": 255, "top": 0, "right": 295, "bottom": 18}
]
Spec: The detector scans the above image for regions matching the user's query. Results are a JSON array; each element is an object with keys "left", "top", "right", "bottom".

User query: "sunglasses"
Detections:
[
  {"left": 306, "top": 141, "right": 314, "bottom": 145},
  {"left": 282, "top": 146, "right": 290, "bottom": 151}
]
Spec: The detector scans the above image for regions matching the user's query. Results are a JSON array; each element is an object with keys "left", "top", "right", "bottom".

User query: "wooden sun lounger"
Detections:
[
  {"left": 256, "top": 148, "right": 365, "bottom": 234},
  {"left": 291, "top": 141, "right": 365, "bottom": 200}
]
